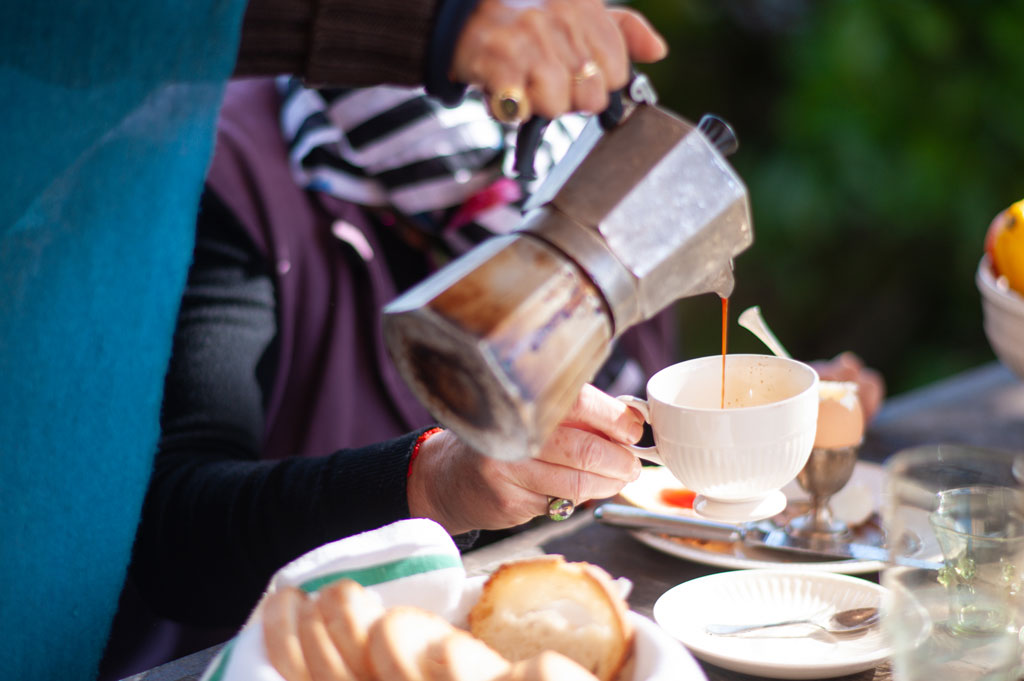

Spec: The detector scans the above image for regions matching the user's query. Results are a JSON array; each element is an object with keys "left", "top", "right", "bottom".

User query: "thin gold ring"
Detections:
[
  {"left": 573, "top": 60, "right": 599, "bottom": 84},
  {"left": 490, "top": 87, "right": 529, "bottom": 123}
]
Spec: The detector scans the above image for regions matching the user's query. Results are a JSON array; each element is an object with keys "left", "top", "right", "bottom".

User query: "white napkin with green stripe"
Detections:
[
  {"left": 266, "top": 517, "right": 468, "bottom": 619},
  {"left": 201, "top": 518, "right": 471, "bottom": 681}
]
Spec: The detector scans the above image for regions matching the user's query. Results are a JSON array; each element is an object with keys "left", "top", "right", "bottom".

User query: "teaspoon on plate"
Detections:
[{"left": 705, "top": 606, "right": 880, "bottom": 636}]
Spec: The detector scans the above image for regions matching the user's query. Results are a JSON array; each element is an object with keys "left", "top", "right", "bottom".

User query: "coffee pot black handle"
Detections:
[{"left": 511, "top": 87, "right": 626, "bottom": 184}]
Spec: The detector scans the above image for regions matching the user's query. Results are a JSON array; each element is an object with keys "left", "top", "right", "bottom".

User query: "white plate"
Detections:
[
  {"left": 617, "top": 462, "right": 886, "bottom": 574},
  {"left": 653, "top": 570, "right": 890, "bottom": 679}
]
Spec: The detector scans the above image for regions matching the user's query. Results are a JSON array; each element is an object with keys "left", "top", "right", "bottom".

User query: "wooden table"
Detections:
[{"left": 122, "top": 363, "right": 1024, "bottom": 681}]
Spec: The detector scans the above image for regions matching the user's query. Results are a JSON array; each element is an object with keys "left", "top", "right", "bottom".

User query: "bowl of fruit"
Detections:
[{"left": 978, "top": 198, "right": 1024, "bottom": 380}]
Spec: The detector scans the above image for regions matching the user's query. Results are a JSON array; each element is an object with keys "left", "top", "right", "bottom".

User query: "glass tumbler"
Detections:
[{"left": 883, "top": 444, "right": 1024, "bottom": 681}]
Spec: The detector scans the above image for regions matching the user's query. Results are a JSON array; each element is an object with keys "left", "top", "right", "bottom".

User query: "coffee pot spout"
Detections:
[{"left": 704, "top": 261, "right": 737, "bottom": 300}]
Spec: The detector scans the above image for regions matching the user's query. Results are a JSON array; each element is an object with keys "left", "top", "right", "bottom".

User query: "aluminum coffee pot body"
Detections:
[{"left": 383, "top": 103, "right": 753, "bottom": 461}]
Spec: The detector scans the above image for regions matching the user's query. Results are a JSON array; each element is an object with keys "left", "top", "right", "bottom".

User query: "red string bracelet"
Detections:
[{"left": 407, "top": 427, "right": 443, "bottom": 478}]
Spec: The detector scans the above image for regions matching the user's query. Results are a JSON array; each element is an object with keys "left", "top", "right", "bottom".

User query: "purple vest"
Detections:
[{"left": 207, "top": 78, "right": 435, "bottom": 458}]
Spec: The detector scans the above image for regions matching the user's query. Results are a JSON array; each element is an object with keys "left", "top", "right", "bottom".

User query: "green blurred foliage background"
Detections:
[{"left": 630, "top": 0, "right": 1024, "bottom": 395}]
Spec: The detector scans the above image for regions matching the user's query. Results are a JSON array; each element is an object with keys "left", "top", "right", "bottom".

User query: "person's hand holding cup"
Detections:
[{"left": 618, "top": 354, "right": 819, "bottom": 522}]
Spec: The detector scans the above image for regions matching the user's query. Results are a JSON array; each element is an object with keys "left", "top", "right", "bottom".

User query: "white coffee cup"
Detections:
[{"left": 619, "top": 354, "right": 819, "bottom": 522}]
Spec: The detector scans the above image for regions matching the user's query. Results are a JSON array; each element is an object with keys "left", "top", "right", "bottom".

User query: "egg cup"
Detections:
[{"left": 786, "top": 443, "right": 860, "bottom": 540}]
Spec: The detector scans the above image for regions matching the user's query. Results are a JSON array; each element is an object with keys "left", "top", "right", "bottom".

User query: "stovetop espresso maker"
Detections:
[{"left": 382, "top": 76, "right": 754, "bottom": 461}]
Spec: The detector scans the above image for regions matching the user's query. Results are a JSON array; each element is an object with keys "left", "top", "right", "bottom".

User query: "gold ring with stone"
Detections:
[
  {"left": 573, "top": 60, "right": 599, "bottom": 84},
  {"left": 490, "top": 87, "right": 529, "bottom": 123},
  {"left": 547, "top": 497, "right": 575, "bottom": 521}
]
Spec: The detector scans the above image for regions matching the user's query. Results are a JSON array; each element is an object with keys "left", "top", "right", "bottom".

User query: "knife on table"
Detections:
[{"left": 593, "top": 503, "right": 941, "bottom": 570}]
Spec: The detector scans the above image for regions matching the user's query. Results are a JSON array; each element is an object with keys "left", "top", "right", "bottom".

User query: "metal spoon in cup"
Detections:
[{"left": 706, "top": 606, "right": 880, "bottom": 636}]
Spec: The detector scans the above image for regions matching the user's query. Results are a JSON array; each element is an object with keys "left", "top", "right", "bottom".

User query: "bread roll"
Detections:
[
  {"left": 317, "top": 579, "right": 384, "bottom": 681},
  {"left": 468, "top": 556, "right": 633, "bottom": 681},
  {"left": 366, "top": 606, "right": 457, "bottom": 681},
  {"left": 423, "top": 628, "right": 511, "bottom": 681},
  {"left": 263, "top": 587, "right": 313, "bottom": 681},
  {"left": 297, "top": 593, "right": 357, "bottom": 681},
  {"left": 499, "top": 651, "right": 601, "bottom": 681}
]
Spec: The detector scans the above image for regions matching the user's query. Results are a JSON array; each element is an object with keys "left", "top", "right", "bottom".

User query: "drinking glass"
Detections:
[{"left": 883, "top": 444, "right": 1024, "bottom": 681}]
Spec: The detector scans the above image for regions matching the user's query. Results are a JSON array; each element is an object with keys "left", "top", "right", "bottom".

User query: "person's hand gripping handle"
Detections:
[{"left": 449, "top": 0, "right": 668, "bottom": 124}]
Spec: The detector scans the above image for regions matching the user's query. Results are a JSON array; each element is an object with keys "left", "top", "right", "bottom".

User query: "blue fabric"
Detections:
[{"left": 0, "top": 1, "right": 248, "bottom": 679}]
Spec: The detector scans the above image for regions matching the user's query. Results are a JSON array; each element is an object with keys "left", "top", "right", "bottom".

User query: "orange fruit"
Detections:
[{"left": 987, "top": 199, "right": 1024, "bottom": 295}]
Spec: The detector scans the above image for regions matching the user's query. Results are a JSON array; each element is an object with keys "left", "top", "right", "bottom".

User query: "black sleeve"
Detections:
[{"left": 130, "top": 190, "right": 421, "bottom": 628}]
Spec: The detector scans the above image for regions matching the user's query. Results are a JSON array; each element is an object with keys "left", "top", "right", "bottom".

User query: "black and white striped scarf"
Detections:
[
  {"left": 276, "top": 78, "right": 648, "bottom": 397},
  {"left": 276, "top": 76, "right": 584, "bottom": 247}
]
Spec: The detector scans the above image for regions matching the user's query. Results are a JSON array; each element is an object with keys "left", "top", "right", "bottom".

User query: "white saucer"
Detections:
[
  {"left": 653, "top": 569, "right": 890, "bottom": 679},
  {"left": 693, "top": 489, "right": 787, "bottom": 523},
  {"left": 617, "top": 464, "right": 888, "bottom": 573}
]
